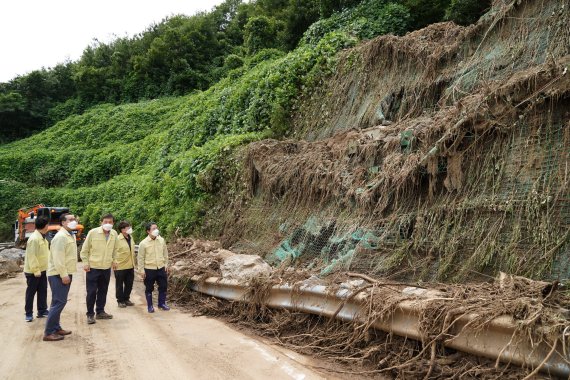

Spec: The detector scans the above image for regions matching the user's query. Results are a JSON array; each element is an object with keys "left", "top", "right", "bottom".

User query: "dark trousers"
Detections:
[
  {"left": 115, "top": 268, "right": 134, "bottom": 302},
  {"left": 86, "top": 268, "right": 111, "bottom": 316},
  {"left": 25, "top": 271, "right": 48, "bottom": 316},
  {"left": 45, "top": 275, "right": 72, "bottom": 335},
  {"left": 144, "top": 267, "right": 168, "bottom": 294}
]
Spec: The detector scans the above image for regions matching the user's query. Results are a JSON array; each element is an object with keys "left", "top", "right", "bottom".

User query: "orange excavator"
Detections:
[{"left": 15, "top": 204, "right": 85, "bottom": 248}]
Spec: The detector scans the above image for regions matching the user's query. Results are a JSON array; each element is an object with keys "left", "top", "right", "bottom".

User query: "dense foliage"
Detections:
[
  {"left": 0, "top": 0, "right": 492, "bottom": 240},
  {"left": 0, "top": 23, "right": 361, "bottom": 240},
  {"left": 0, "top": 0, "right": 489, "bottom": 143}
]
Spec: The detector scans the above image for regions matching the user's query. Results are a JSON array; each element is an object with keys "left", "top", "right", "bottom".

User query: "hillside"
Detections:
[
  {"left": 1, "top": 0, "right": 442, "bottom": 239},
  {"left": 220, "top": 0, "right": 570, "bottom": 282},
  {"left": 0, "top": 22, "right": 359, "bottom": 239},
  {"left": 1, "top": 0, "right": 568, "bottom": 284}
]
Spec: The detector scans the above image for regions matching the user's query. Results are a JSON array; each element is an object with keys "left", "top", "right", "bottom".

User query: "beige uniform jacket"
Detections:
[
  {"left": 114, "top": 233, "right": 136, "bottom": 270},
  {"left": 24, "top": 230, "right": 49, "bottom": 276},
  {"left": 47, "top": 228, "right": 77, "bottom": 277},
  {"left": 137, "top": 236, "right": 168, "bottom": 271},
  {"left": 80, "top": 227, "right": 118, "bottom": 269}
]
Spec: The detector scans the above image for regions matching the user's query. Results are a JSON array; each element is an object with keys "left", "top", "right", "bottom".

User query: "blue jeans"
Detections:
[{"left": 45, "top": 275, "right": 72, "bottom": 335}]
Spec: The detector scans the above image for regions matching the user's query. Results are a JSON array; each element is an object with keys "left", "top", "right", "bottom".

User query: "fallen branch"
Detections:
[{"left": 347, "top": 272, "right": 427, "bottom": 289}]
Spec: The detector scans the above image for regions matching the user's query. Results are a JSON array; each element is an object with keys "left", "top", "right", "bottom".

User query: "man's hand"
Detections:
[
  {"left": 141, "top": 272, "right": 146, "bottom": 280},
  {"left": 165, "top": 267, "right": 170, "bottom": 275},
  {"left": 62, "top": 276, "right": 71, "bottom": 285},
  {"left": 112, "top": 263, "right": 117, "bottom": 270},
  {"left": 83, "top": 264, "right": 90, "bottom": 272},
  {"left": 34, "top": 272, "right": 41, "bottom": 278}
]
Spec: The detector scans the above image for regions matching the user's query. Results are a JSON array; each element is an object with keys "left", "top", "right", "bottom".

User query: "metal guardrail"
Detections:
[{"left": 190, "top": 277, "right": 570, "bottom": 378}]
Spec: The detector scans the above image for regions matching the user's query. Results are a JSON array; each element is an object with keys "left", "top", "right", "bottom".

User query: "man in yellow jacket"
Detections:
[
  {"left": 44, "top": 213, "right": 77, "bottom": 342},
  {"left": 114, "top": 220, "right": 136, "bottom": 308},
  {"left": 138, "top": 222, "right": 170, "bottom": 313},
  {"left": 24, "top": 216, "right": 50, "bottom": 322},
  {"left": 80, "top": 214, "right": 118, "bottom": 324}
]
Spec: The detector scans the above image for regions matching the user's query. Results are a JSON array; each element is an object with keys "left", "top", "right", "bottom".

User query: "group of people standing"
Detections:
[{"left": 23, "top": 213, "right": 170, "bottom": 342}]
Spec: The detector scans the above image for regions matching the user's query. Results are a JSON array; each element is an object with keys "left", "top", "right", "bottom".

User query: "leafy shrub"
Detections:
[
  {"left": 403, "top": 0, "right": 450, "bottom": 29},
  {"left": 445, "top": 0, "right": 491, "bottom": 25},
  {"left": 224, "top": 54, "right": 245, "bottom": 70},
  {"left": 302, "top": 1, "right": 411, "bottom": 46},
  {"left": 244, "top": 16, "right": 286, "bottom": 55}
]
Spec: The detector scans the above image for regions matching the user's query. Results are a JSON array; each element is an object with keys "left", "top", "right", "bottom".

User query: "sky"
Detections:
[{"left": 0, "top": 0, "right": 224, "bottom": 82}]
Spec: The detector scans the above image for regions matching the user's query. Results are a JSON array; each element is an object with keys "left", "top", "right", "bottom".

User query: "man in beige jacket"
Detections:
[
  {"left": 113, "top": 221, "right": 136, "bottom": 308},
  {"left": 80, "top": 214, "right": 118, "bottom": 324},
  {"left": 44, "top": 213, "right": 77, "bottom": 342},
  {"left": 138, "top": 222, "right": 169, "bottom": 313},
  {"left": 24, "top": 216, "right": 50, "bottom": 322}
]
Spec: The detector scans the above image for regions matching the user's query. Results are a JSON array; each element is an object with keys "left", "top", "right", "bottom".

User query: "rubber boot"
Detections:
[
  {"left": 158, "top": 291, "right": 170, "bottom": 311},
  {"left": 145, "top": 292, "right": 155, "bottom": 313}
]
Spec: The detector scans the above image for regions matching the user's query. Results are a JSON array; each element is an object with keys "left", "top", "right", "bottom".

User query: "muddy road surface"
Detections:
[{"left": 0, "top": 265, "right": 329, "bottom": 380}]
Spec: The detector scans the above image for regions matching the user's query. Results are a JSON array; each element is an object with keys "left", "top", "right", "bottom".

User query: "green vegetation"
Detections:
[
  {"left": 0, "top": 0, "right": 490, "bottom": 143},
  {"left": 0, "top": 24, "right": 359, "bottom": 240},
  {"left": 445, "top": 0, "right": 492, "bottom": 25},
  {"left": 302, "top": 0, "right": 411, "bottom": 44},
  {"left": 0, "top": 0, "right": 492, "bottom": 240}
]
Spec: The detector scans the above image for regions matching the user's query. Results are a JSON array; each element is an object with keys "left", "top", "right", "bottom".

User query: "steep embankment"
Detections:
[{"left": 226, "top": 0, "right": 570, "bottom": 282}]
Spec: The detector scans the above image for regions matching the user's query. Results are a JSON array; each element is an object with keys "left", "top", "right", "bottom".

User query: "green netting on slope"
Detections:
[
  {"left": 233, "top": 5, "right": 569, "bottom": 281},
  {"left": 241, "top": 113, "right": 569, "bottom": 282},
  {"left": 266, "top": 216, "right": 385, "bottom": 276}
]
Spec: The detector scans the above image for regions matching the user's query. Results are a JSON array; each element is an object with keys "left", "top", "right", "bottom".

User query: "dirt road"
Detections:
[{"left": 0, "top": 265, "right": 328, "bottom": 380}]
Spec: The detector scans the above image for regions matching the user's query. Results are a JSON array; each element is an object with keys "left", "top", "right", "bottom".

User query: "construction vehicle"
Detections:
[{"left": 15, "top": 204, "right": 85, "bottom": 248}]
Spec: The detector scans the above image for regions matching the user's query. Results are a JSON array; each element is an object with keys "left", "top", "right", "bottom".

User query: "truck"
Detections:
[{"left": 15, "top": 204, "right": 85, "bottom": 248}]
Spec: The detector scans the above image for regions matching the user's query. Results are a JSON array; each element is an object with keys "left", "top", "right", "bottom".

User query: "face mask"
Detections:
[
  {"left": 102, "top": 223, "right": 113, "bottom": 231},
  {"left": 67, "top": 221, "right": 78, "bottom": 230},
  {"left": 151, "top": 229, "right": 160, "bottom": 237},
  {"left": 126, "top": 227, "right": 133, "bottom": 235}
]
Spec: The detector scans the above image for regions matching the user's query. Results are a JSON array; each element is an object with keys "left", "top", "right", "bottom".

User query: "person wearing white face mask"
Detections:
[
  {"left": 80, "top": 213, "right": 118, "bottom": 324},
  {"left": 137, "top": 222, "right": 170, "bottom": 313},
  {"left": 24, "top": 216, "right": 50, "bottom": 322},
  {"left": 113, "top": 221, "right": 136, "bottom": 308},
  {"left": 43, "top": 213, "right": 78, "bottom": 341}
]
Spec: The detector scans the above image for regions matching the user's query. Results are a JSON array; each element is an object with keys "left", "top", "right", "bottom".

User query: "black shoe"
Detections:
[
  {"left": 124, "top": 300, "right": 135, "bottom": 306},
  {"left": 87, "top": 315, "right": 96, "bottom": 324},
  {"left": 118, "top": 302, "right": 127, "bottom": 308},
  {"left": 96, "top": 312, "right": 113, "bottom": 319},
  {"left": 37, "top": 310, "right": 49, "bottom": 318}
]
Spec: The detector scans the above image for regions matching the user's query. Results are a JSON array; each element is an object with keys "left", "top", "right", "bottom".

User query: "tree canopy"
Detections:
[{"left": 0, "top": 0, "right": 490, "bottom": 143}]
